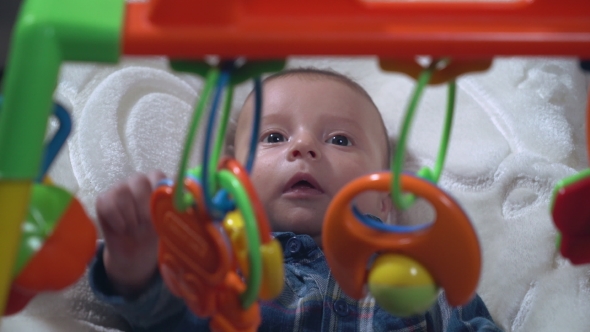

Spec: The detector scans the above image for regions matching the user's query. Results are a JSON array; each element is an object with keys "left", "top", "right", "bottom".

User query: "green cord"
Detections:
[
  {"left": 431, "top": 80, "right": 456, "bottom": 183},
  {"left": 174, "top": 68, "right": 220, "bottom": 211},
  {"left": 217, "top": 169, "right": 262, "bottom": 309},
  {"left": 208, "top": 84, "right": 234, "bottom": 198},
  {"left": 391, "top": 62, "right": 457, "bottom": 210}
]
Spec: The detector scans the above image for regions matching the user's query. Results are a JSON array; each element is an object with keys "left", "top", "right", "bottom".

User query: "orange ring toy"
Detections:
[
  {"left": 219, "top": 158, "right": 284, "bottom": 301},
  {"left": 219, "top": 158, "right": 271, "bottom": 243},
  {"left": 323, "top": 172, "right": 481, "bottom": 307}
]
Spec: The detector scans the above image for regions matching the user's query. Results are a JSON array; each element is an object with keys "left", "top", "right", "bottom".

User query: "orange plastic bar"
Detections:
[
  {"left": 323, "top": 172, "right": 481, "bottom": 307},
  {"left": 123, "top": 0, "right": 590, "bottom": 59}
]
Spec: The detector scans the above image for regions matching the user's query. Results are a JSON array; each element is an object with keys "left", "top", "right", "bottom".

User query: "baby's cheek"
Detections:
[{"left": 352, "top": 190, "right": 386, "bottom": 216}]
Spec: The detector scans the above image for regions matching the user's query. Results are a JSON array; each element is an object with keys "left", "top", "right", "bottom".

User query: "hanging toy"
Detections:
[
  {"left": 551, "top": 87, "right": 590, "bottom": 265},
  {"left": 4, "top": 102, "right": 97, "bottom": 316},
  {"left": 323, "top": 59, "right": 482, "bottom": 316},
  {"left": 150, "top": 60, "right": 285, "bottom": 332}
]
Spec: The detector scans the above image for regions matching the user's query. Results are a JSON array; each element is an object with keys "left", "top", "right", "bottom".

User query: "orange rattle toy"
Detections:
[
  {"left": 323, "top": 60, "right": 481, "bottom": 316},
  {"left": 323, "top": 172, "right": 481, "bottom": 308}
]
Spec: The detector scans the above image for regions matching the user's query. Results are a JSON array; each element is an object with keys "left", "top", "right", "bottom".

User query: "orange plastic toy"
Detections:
[{"left": 323, "top": 172, "right": 481, "bottom": 307}]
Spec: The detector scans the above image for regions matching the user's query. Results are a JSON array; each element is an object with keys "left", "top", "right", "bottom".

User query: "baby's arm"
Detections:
[
  {"left": 95, "top": 171, "right": 164, "bottom": 297},
  {"left": 88, "top": 171, "right": 211, "bottom": 330}
]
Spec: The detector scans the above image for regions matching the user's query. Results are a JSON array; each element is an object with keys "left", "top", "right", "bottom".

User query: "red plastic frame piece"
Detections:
[
  {"left": 323, "top": 172, "right": 481, "bottom": 307},
  {"left": 123, "top": 0, "right": 590, "bottom": 59}
]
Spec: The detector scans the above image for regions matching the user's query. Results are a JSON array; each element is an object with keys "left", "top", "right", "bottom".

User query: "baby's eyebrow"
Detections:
[
  {"left": 320, "top": 115, "right": 363, "bottom": 131},
  {"left": 259, "top": 112, "right": 289, "bottom": 124}
]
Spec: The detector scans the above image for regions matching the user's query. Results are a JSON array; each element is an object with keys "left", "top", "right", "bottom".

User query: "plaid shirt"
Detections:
[{"left": 90, "top": 232, "right": 502, "bottom": 332}]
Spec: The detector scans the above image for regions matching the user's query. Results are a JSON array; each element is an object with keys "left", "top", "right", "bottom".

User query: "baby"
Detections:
[{"left": 89, "top": 68, "right": 501, "bottom": 331}]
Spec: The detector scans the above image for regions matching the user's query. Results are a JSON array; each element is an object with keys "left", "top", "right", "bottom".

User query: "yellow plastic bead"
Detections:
[
  {"left": 259, "top": 239, "right": 284, "bottom": 300},
  {"left": 222, "top": 210, "right": 249, "bottom": 276},
  {"left": 368, "top": 254, "right": 438, "bottom": 317}
]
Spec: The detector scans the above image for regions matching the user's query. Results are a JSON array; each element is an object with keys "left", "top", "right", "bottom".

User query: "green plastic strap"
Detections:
[
  {"left": 391, "top": 62, "right": 456, "bottom": 210},
  {"left": 208, "top": 84, "right": 234, "bottom": 198},
  {"left": 174, "top": 68, "right": 220, "bottom": 211},
  {"left": 217, "top": 169, "right": 262, "bottom": 309},
  {"left": 425, "top": 80, "right": 456, "bottom": 183}
]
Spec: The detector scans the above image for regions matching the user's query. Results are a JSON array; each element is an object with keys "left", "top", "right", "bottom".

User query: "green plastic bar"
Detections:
[
  {"left": 217, "top": 169, "right": 262, "bottom": 309},
  {"left": 0, "top": 0, "right": 124, "bottom": 179},
  {"left": 209, "top": 84, "right": 234, "bottom": 196},
  {"left": 391, "top": 60, "right": 456, "bottom": 210},
  {"left": 391, "top": 64, "right": 435, "bottom": 210},
  {"left": 174, "top": 68, "right": 219, "bottom": 211}
]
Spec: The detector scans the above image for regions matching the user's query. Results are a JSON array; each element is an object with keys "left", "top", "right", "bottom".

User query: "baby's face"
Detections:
[{"left": 234, "top": 76, "right": 390, "bottom": 245}]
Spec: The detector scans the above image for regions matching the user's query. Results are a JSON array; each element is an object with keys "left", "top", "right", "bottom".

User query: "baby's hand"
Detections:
[{"left": 96, "top": 171, "right": 166, "bottom": 297}]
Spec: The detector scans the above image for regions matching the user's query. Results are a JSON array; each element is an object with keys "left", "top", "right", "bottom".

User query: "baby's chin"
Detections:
[{"left": 270, "top": 216, "right": 324, "bottom": 243}]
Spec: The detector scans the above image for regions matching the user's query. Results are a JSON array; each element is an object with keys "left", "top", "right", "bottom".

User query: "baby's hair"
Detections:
[{"left": 225, "top": 67, "right": 392, "bottom": 168}]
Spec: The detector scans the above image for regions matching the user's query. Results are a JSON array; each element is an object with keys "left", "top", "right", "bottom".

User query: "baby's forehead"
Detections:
[{"left": 240, "top": 74, "right": 376, "bottom": 117}]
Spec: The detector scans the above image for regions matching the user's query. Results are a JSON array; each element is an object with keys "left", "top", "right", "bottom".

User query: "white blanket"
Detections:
[{"left": 2, "top": 56, "right": 589, "bottom": 331}]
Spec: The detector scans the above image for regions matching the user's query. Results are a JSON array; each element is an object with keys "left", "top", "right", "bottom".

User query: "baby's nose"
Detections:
[{"left": 288, "top": 134, "right": 321, "bottom": 161}]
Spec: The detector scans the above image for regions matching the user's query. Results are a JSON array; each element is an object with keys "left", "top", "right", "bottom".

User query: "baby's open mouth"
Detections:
[
  {"left": 284, "top": 174, "right": 325, "bottom": 195},
  {"left": 292, "top": 180, "right": 315, "bottom": 189}
]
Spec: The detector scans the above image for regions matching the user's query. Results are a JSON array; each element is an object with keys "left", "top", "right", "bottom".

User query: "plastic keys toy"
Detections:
[{"left": 149, "top": 61, "right": 283, "bottom": 331}]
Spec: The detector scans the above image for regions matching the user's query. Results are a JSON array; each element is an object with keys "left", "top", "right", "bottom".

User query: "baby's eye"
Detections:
[
  {"left": 262, "top": 133, "right": 286, "bottom": 143},
  {"left": 327, "top": 135, "right": 351, "bottom": 146}
]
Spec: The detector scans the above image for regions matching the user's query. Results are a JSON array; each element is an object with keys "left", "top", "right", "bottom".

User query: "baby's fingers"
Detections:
[
  {"left": 96, "top": 186, "right": 134, "bottom": 234},
  {"left": 128, "top": 172, "right": 163, "bottom": 228},
  {"left": 147, "top": 170, "right": 167, "bottom": 190}
]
